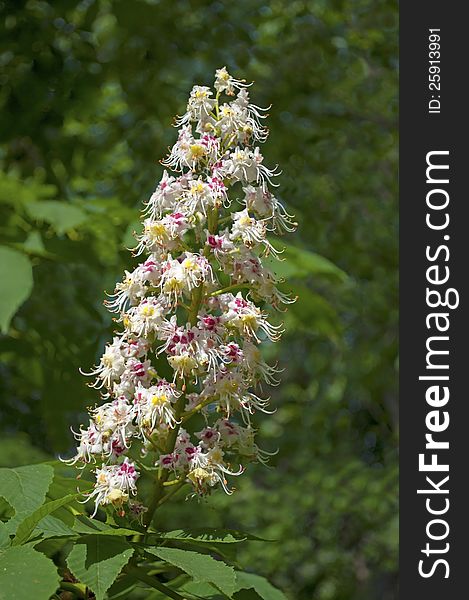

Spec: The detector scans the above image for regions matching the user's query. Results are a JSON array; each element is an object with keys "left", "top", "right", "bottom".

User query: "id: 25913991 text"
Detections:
[{"left": 428, "top": 29, "right": 441, "bottom": 114}]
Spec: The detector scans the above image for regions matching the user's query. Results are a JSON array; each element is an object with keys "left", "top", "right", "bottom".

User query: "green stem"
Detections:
[
  {"left": 128, "top": 568, "right": 186, "bottom": 600},
  {"left": 157, "top": 482, "right": 187, "bottom": 508},
  {"left": 59, "top": 582, "right": 87, "bottom": 599},
  {"left": 142, "top": 199, "right": 221, "bottom": 532},
  {"left": 210, "top": 283, "right": 249, "bottom": 297},
  {"left": 135, "top": 457, "right": 160, "bottom": 475},
  {"left": 143, "top": 284, "right": 206, "bottom": 531},
  {"left": 181, "top": 397, "right": 214, "bottom": 422},
  {"left": 144, "top": 432, "right": 165, "bottom": 453},
  {"left": 142, "top": 418, "right": 184, "bottom": 530},
  {"left": 218, "top": 215, "right": 232, "bottom": 226},
  {"left": 187, "top": 283, "right": 204, "bottom": 327},
  {"left": 207, "top": 205, "right": 219, "bottom": 235},
  {"left": 163, "top": 477, "right": 183, "bottom": 486}
]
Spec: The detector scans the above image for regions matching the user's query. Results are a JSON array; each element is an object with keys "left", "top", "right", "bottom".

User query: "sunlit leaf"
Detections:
[
  {"left": 0, "top": 546, "right": 60, "bottom": 599},
  {"left": 147, "top": 547, "right": 236, "bottom": 598},
  {"left": 266, "top": 242, "right": 347, "bottom": 282},
  {"left": 0, "top": 464, "right": 54, "bottom": 534},
  {"left": 73, "top": 515, "right": 140, "bottom": 537},
  {"left": 25, "top": 201, "right": 88, "bottom": 234},
  {"left": 13, "top": 493, "right": 78, "bottom": 545},
  {"left": 0, "top": 247, "right": 33, "bottom": 333},
  {"left": 234, "top": 572, "right": 288, "bottom": 600},
  {"left": 67, "top": 535, "right": 134, "bottom": 600}
]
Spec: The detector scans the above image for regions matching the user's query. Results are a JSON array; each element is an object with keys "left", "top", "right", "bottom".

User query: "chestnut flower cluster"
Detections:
[{"left": 66, "top": 67, "right": 296, "bottom": 520}]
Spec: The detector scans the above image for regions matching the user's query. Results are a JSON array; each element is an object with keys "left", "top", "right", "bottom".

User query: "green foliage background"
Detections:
[{"left": 0, "top": 1, "right": 398, "bottom": 598}]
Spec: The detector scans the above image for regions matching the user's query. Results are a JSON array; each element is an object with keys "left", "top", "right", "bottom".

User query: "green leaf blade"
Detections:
[
  {"left": 266, "top": 242, "right": 348, "bottom": 282},
  {"left": 0, "top": 464, "right": 54, "bottom": 535},
  {"left": 12, "top": 493, "right": 78, "bottom": 545},
  {"left": 0, "top": 247, "right": 33, "bottom": 333},
  {"left": 153, "top": 528, "right": 267, "bottom": 544},
  {"left": 25, "top": 201, "right": 88, "bottom": 234},
  {"left": 147, "top": 547, "right": 236, "bottom": 598},
  {"left": 234, "top": 573, "right": 288, "bottom": 600},
  {"left": 66, "top": 535, "right": 134, "bottom": 600},
  {"left": 73, "top": 514, "right": 141, "bottom": 537},
  {"left": 0, "top": 546, "right": 60, "bottom": 600}
]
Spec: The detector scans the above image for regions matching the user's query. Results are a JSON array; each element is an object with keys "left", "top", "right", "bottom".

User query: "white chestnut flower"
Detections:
[
  {"left": 64, "top": 421, "right": 104, "bottom": 466},
  {"left": 144, "top": 171, "right": 184, "bottom": 220},
  {"left": 230, "top": 208, "right": 280, "bottom": 257},
  {"left": 182, "top": 178, "right": 218, "bottom": 216},
  {"left": 162, "top": 125, "right": 196, "bottom": 171},
  {"left": 214, "top": 66, "right": 250, "bottom": 96},
  {"left": 231, "top": 88, "right": 270, "bottom": 142},
  {"left": 119, "top": 336, "right": 150, "bottom": 359},
  {"left": 243, "top": 184, "right": 296, "bottom": 233},
  {"left": 221, "top": 147, "right": 280, "bottom": 189},
  {"left": 133, "top": 381, "right": 180, "bottom": 433},
  {"left": 176, "top": 85, "right": 216, "bottom": 127},
  {"left": 82, "top": 337, "right": 126, "bottom": 390},
  {"left": 221, "top": 293, "right": 283, "bottom": 342},
  {"left": 160, "top": 253, "right": 214, "bottom": 305},
  {"left": 136, "top": 212, "right": 190, "bottom": 254},
  {"left": 85, "top": 459, "right": 139, "bottom": 517},
  {"left": 105, "top": 268, "right": 147, "bottom": 313},
  {"left": 90, "top": 397, "right": 135, "bottom": 448},
  {"left": 69, "top": 68, "right": 296, "bottom": 508},
  {"left": 124, "top": 296, "right": 168, "bottom": 337}
]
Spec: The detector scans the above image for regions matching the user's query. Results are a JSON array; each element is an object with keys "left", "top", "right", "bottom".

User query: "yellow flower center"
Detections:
[
  {"left": 209, "top": 449, "right": 223, "bottom": 464},
  {"left": 107, "top": 489, "right": 128, "bottom": 506},
  {"left": 190, "top": 144, "right": 206, "bottom": 159},
  {"left": 190, "top": 182, "right": 205, "bottom": 195},
  {"left": 141, "top": 305, "right": 155, "bottom": 317},
  {"left": 220, "top": 379, "right": 238, "bottom": 394},
  {"left": 152, "top": 393, "right": 168, "bottom": 406},
  {"left": 163, "top": 278, "right": 183, "bottom": 293},
  {"left": 169, "top": 354, "right": 197, "bottom": 373},
  {"left": 147, "top": 222, "right": 167, "bottom": 239},
  {"left": 182, "top": 258, "right": 197, "bottom": 270},
  {"left": 241, "top": 314, "right": 257, "bottom": 329},
  {"left": 239, "top": 215, "right": 252, "bottom": 227},
  {"left": 188, "top": 467, "right": 211, "bottom": 484}
]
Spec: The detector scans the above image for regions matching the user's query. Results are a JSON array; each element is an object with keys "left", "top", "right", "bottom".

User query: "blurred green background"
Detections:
[{"left": 0, "top": 1, "right": 398, "bottom": 599}]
